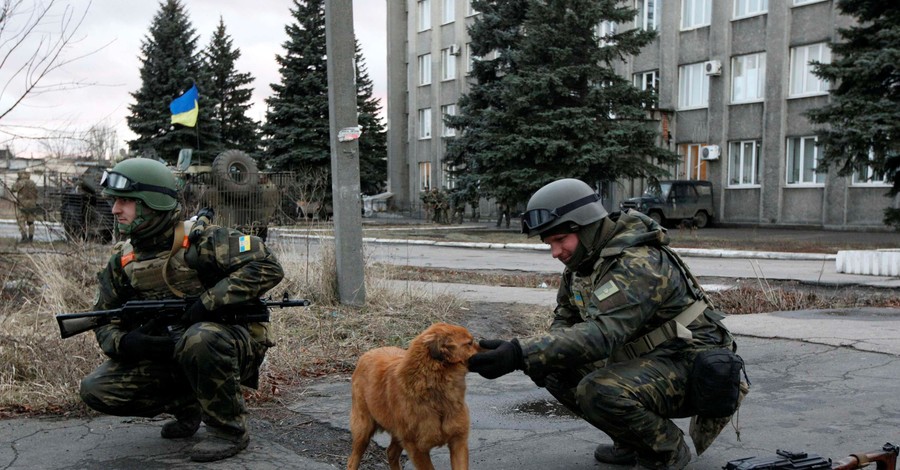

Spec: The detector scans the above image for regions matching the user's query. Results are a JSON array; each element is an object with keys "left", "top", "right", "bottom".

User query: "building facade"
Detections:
[{"left": 386, "top": 0, "right": 898, "bottom": 229}]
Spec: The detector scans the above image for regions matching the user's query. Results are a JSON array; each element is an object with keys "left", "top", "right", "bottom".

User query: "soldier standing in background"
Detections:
[
  {"left": 469, "top": 178, "right": 744, "bottom": 470},
  {"left": 11, "top": 170, "right": 38, "bottom": 242},
  {"left": 78, "top": 158, "right": 284, "bottom": 462}
]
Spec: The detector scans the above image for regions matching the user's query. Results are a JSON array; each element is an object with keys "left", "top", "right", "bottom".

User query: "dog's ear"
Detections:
[{"left": 425, "top": 333, "right": 450, "bottom": 362}]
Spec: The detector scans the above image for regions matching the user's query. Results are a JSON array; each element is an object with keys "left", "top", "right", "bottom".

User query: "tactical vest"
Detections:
[
  {"left": 120, "top": 221, "right": 205, "bottom": 300},
  {"left": 568, "top": 229, "right": 723, "bottom": 361}
]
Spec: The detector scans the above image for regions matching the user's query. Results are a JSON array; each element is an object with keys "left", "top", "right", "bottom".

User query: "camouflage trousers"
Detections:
[
  {"left": 542, "top": 348, "right": 697, "bottom": 462},
  {"left": 15, "top": 206, "right": 36, "bottom": 237},
  {"left": 80, "top": 322, "right": 267, "bottom": 437}
]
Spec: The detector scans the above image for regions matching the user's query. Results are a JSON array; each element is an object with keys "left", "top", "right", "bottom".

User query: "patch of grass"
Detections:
[{"left": 380, "top": 265, "right": 900, "bottom": 315}]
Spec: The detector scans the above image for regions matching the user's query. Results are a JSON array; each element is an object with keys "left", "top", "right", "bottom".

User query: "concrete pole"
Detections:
[{"left": 325, "top": 0, "right": 365, "bottom": 306}]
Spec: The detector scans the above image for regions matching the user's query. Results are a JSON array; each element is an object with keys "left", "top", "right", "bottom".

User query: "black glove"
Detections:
[
  {"left": 118, "top": 321, "right": 176, "bottom": 361},
  {"left": 468, "top": 339, "right": 524, "bottom": 379},
  {"left": 181, "top": 300, "right": 210, "bottom": 324}
]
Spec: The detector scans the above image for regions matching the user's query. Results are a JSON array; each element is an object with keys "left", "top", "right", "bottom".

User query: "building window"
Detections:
[
  {"left": 734, "top": 0, "right": 767, "bottom": 18},
  {"left": 678, "top": 143, "right": 708, "bottom": 180},
  {"left": 728, "top": 140, "right": 760, "bottom": 187},
  {"left": 418, "top": 0, "right": 431, "bottom": 31},
  {"left": 418, "top": 108, "right": 432, "bottom": 139},
  {"left": 442, "top": 0, "right": 454, "bottom": 24},
  {"left": 418, "top": 162, "right": 432, "bottom": 191},
  {"left": 793, "top": 0, "right": 827, "bottom": 5},
  {"left": 678, "top": 62, "right": 709, "bottom": 109},
  {"left": 786, "top": 136, "right": 824, "bottom": 185},
  {"left": 595, "top": 20, "right": 618, "bottom": 47},
  {"left": 851, "top": 150, "right": 891, "bottom": 186},
  {"left": 790, "top": 43, "right": 830, "bottom": 97},
  {"left": 635, "top": 0, "right": 657, "bottom": 31},
  {"left": 418, "top": 53, "right": 432, "bottom": 85},
  {"left": 634, "top": 70, "right": 659, "bottom": 91},
  {"left": 731, "top": 52, "right": 766, "bottom": 103},
  {"left": 441, "top": 104, "right": 456, "bottom": 137},
  {"left": 441, "top": 47, "right": 457, "bottom": 81},
  {"left": 466, "top": 0, "right": 477, "bottom": 16},
  {"left": 443, "top": 164, "right": 457, "bottom": 189},
  {"left": 681, "top": 0, "right": 711, "bottom": 30}
]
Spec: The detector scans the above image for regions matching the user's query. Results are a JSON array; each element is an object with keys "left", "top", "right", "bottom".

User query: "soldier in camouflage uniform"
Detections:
[
  {"left": 11, "top": 170, "right": 38, "bottom": 242},
  {"left": 469, "top": 178, "right": 739, "bottom": 470},
  {"left": 78, "top": 158, "right": 284, "bottom": 462}
]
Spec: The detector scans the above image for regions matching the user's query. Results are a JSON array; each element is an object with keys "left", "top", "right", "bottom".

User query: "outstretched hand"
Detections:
[{"left": 468, "top": 338, "right": 523, "bottom": 379}]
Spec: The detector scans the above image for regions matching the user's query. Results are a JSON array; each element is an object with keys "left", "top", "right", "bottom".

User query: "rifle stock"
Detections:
[{"left": 56, "top": 297, "right": 311, "bottom": 339}]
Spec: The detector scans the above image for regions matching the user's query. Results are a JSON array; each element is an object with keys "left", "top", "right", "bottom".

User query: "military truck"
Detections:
[{"left": 619, "top": 180, "right": 715, "bottom": 228}]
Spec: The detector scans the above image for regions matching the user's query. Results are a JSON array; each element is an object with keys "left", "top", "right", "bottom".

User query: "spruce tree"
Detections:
[
  {"left": 127, "top": 0, "right": 203, "bottom": 164},
  {"left": 355, "top": 41, "right": 388, "bottom": 195},
  {"left": 446, "top": 0, "right": 676, "bottom": 206},
  {"left": 806, "top": 0, "right": 900, "bottom": 228},
  {"left": 202, "top": 17, "right": 261, "bottom": 158},
  {"left": 262, "top": 0, "right": 330, "bottom": 172}
]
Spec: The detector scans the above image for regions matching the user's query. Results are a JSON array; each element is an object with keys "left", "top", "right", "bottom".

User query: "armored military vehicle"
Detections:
[
  {"left": 177, "top": 149, "right": 284, "bottom": 240},
  {"left": 57, "top": 163, "right": 116, "bottom": 242}
]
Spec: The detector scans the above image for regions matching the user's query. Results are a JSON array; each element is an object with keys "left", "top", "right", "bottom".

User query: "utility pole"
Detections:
[{"left": 325, "top": 0, "right": 365, "bottom": 306}]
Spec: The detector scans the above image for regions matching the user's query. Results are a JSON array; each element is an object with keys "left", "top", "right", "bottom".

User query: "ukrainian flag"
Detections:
[{"left": 170, "top": 85, "right": 199, "bottom": 127}]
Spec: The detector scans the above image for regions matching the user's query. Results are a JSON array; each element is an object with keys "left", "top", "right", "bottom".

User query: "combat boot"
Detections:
[
  {"left": 160, "top": 406, "right": 202, "bottom": 439},
  {"left": 595, "top": 442, "right": 637, "bottom": 465},
  {"left": 633, "top": 440, "right": 691, "bottom": 470},
  {"left": 190, "top": 428, "right": 249, "bottom": 462}
]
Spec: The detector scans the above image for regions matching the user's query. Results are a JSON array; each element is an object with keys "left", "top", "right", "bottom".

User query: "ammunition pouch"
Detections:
[{"left": 690, "top": 348, "right": 745, "bottom": 418}]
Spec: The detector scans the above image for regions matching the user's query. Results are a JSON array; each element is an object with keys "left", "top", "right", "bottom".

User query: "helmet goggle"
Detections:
[
  {"left": 521, "top": 193, "right": 601, "bottom": 234},
  {"left": 100, "top": 170, "right": 177, "bottom": 198}
]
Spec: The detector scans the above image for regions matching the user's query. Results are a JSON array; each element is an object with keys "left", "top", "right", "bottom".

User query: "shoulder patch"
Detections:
[
  {"left": 593, "top": 281, "right": 620, "bottom": 302},
  {"left": 238, "top": 235, "right": 251, "bottom": 253}
]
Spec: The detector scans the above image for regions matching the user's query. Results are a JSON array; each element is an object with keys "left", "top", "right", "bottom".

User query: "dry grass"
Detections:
[
  {"left": 381, "top": 266, "right": 900, "bottom": 315},
  {"left": 0, "top": 238, "right": 465, "bottom": 415}
]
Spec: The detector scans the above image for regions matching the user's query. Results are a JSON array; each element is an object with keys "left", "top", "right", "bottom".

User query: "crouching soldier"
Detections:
[{"left": 79, "top": 158, "right": 284, "bottom": 462}]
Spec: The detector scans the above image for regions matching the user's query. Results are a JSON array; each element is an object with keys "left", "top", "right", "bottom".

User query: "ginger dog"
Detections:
[{"left": 347, "top": 322, "right": 480, "bottom": 470}]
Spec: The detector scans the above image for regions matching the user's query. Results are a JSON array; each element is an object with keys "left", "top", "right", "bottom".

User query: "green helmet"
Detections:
[
  {"left": 101, "top": 158, "right": 178, "bottom": 211},
  {"left": 521, "top": 178, "right": 608, "bottom": 238}
]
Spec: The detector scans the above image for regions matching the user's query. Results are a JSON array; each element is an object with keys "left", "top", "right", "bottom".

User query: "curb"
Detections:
[{"left": 267, "top": 229, "right": 837, "bottom": 261}]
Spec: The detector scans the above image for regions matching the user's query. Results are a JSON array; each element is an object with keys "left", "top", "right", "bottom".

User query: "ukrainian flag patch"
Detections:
[{"left": 238, "top": 235, "right": 251, "bottom": 253}]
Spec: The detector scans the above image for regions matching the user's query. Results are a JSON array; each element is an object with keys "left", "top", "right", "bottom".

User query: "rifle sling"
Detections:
[{"left": 163, "top": 221, "right": 190, "bottom": 299}]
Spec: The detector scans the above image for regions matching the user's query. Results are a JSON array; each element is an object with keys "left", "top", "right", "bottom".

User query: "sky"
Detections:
[{"left": 1, "top": 0, "right": 387, "bottom": 159}]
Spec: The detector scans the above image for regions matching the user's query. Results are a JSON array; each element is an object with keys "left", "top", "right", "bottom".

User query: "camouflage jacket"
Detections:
[
  {"left": 518, "top": 210, "right": 729, "bottom": 378},
  {"left": 11, "top": 178, "right": 38, "bottom": 208},
  {"left": 92, "top": 223, "right": 284, "bottom": 359}
]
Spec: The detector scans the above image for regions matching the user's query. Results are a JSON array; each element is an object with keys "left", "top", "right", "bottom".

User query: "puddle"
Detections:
[{"left": 510, "top": 399, "right": 578, "bottom": 418}]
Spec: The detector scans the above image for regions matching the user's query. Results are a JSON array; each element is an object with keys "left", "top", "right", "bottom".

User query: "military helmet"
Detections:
[
  {"left": 521, "top": 178, "right": 608, "bottom": 238},
  {"left": 101, "top": 158, "right": 178, "bottom": 211}
]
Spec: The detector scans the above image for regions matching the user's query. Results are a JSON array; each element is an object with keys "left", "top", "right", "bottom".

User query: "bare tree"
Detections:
[
  {"left": 81, "top": 122, "right": 117, "bottom": 161},
  {"left": 0, "top": 0, "right": 93, "bottom": 122}
]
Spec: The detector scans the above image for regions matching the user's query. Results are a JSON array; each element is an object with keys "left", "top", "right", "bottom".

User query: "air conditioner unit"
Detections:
[
  {"left": 449, "top": 44, "right": 461, "bottom": 56},
  {"left": 701, "top": 144, "right": 720, "bottom": 161},
  {"left": 704, "top": 60, "right": 722, "bottom": 76}
]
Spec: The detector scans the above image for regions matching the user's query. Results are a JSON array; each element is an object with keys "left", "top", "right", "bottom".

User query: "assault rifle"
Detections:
[
  {"left": 725, "top": 443, "right": 898, "bottom": 470},
  {"left": 56, "top": 294, "right": 311, "bottom": 339}
]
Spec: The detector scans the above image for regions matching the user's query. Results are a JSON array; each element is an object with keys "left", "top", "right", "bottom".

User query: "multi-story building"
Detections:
[{"left": 386, "top": 0, "right": 897, "bottom": 229}]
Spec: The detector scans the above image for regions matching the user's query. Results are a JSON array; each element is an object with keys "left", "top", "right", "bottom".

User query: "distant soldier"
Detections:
[
  {"left": 11, "top": 170, "right": 38, "bottom": 242},
  {"left": 496, "top": 201, "right": 511, "bottom": 229}
]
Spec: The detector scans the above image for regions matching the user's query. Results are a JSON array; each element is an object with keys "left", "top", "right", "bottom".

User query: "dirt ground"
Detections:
[{"left": 250, "top": 301, "right": 540, "bottom": 470}]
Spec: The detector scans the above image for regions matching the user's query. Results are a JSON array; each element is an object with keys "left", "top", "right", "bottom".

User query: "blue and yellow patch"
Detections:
[{"left": 238, "top": 235, "right": 251, "bottom": 253}]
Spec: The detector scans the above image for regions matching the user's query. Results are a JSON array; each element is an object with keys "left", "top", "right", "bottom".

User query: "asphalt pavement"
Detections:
[{"left": 1, "top": 220, "right": 899, "bottom": 469}]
